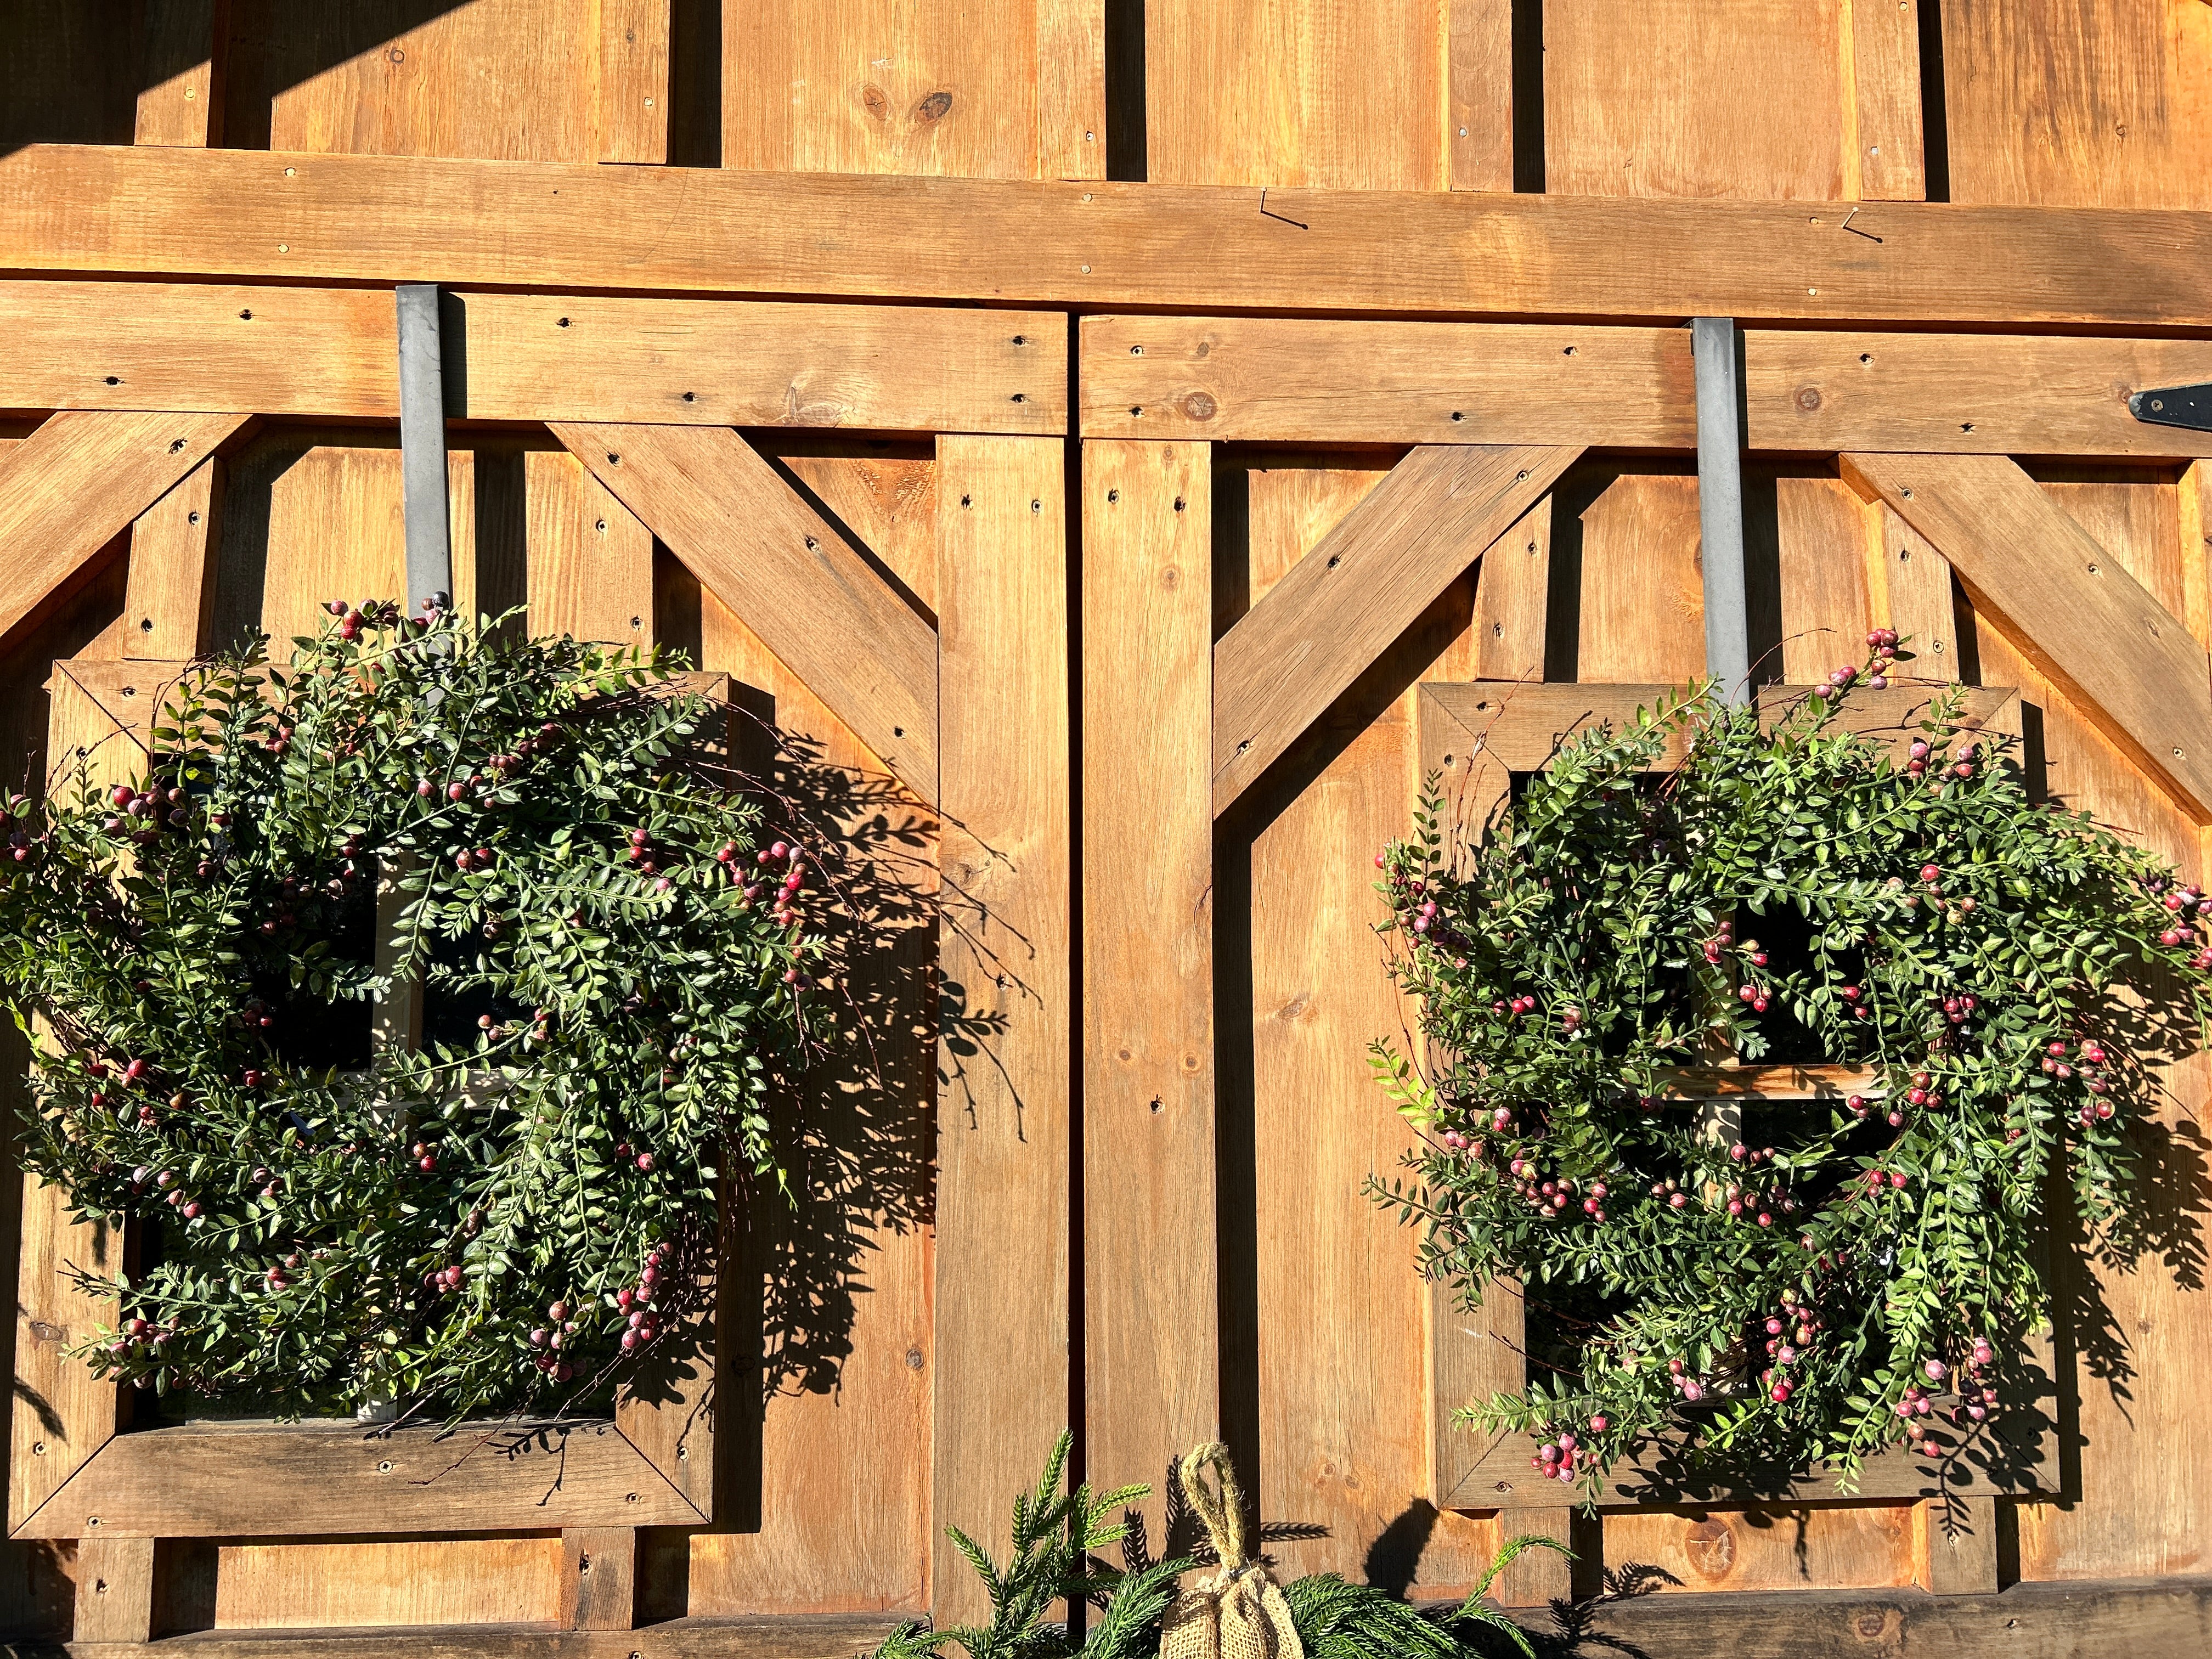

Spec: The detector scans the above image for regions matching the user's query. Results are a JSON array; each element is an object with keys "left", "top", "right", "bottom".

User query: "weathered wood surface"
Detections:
[
  {"left": 1212, "top": 445, "right": 1580, "bottom": 815},
  {"left": 1843, "top": 452, "right": 2212, "bottom": 821},
  {"left": 120, "top": 456, "right": 222, "bottom": 659},
  {"left": 2, "top": 1581, "right": 2209, "bottom": 1657},
  {"left": 15, "top": 1421, "right": 701, "bottom": 1539},
  {"left": 931, "top": 435, "right": 1070, "bottom": 1626},
  {"left": 0, "top": 411, "right": 247, "bottom": 653},
  {"left": 1082, "top": 318, "right": 2212, "bottom": 455},
  {"left": 1081, "top": 441, "right": 1217, "bottom": 1515},
  {"left": 0, "top": 285, "right": 1065, "bottom": 435},
  {"left": 16, "top": 146, "right": 2212, "bottom": 325},
  {"left": 549, "top": 423, "right": 938, "bottom": 802}
]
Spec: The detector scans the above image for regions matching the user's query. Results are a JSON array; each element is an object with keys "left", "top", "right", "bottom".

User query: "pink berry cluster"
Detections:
[
  {"left": 1719, "top": 1143, "right": 1796, "bottom": 1227},
  {"left": 2158, "top": 882, "right": 2211, "bottom": 967},
  {"left": 321, "top": 597, "right": 404, "bottom": 641},
  {"left": 1505, "top": 1157, "right": 1607, "bottom": 1221},
  {"left": 1530, "top": 1416, "right": 1606, "bottom": 1484}
]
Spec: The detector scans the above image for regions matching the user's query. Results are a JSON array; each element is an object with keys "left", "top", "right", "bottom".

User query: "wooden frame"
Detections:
[
  {"left": 1414, "top": 680, "right": 2062, "bottom": 1517},
  {"left": 12, "top": 144, "right": 2212, "bottom": 326},
  {"left": 3, "top": 300, "right": 1074, "bottom": 1636}
]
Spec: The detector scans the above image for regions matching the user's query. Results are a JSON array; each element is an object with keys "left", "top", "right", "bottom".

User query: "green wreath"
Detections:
[
  {"left": 1372, "top": 636, "right": 2210, "bottom": 1493},
  {"left": 1, "top": 605, "right": 813, "bottom": 1420}
]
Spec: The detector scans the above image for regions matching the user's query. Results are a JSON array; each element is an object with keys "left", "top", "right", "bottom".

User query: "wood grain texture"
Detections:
[
  {"left": 1746, "top": 331, "right": 2212, "bottom": 458},
  {"left": 549, "top": 424, "right": 937, "bottom": 800},
  {"left": 1914, "top": 1494, "right": 1999, "bottom": 1594},
  {"left": 1872, "top": 506, "right": 1957, "bottom": 676},
  {"left": 681, "top": 569, "right": 934, "bottom": 1616},
  {"left": 523, "top": 451, "right": 654, "bottom": 646},
  {"left": 12, "top": 1583, "right": 2212, "bottom": 1658},
  {"left": 1234, "top": 459, "right": 1503, "bottom": 1602},
  {"left": 1773, "top": 475, "right": 1876, "bottom": 685},
  {"left": 1983, "top": 618, "right": 2212, "bottom": 1584},
  {"left": 71, "top": 1534, "right": 154, "bottom": 1644},
  {"left": 0, "top": 411, "right": 245, "bottom": 654},
  {"left": 1448, "top": 0, "right": 1513, "bottom": 191},
  {"left": 211, "top": 1537, "right": 563, "bottom": 1629},
  {"left": 24, "top": 145, "right": 2212, "bottom": 326},
  {"left": 1543, "top": 0, "right": 1850, "bottom": 200},
  {"left": 1570, "top": 471, "right": 1708, "bottom": 685},
  {"left": 255, "top": 0, "right": 598, "bottom": 162},
  {"left": 1941, "top": 0, "right": 2212, "bottom": 208},
  {"left": 932, "top": 435, "right": 1070, "bottom": 1627},
  {"left": 20, "top": 1420, "right": 698, "bottom": 1539},
  {"left": 1083, "top": 319, "right": 2212, "bottom": 455},
  {"left": 133, "top": 0, "right": 219, "bottom": 148},
  {"left": 768, "top": 444, "right": 939, "bottom": 615},
  {"left": 724, "top": 0, "right": 1058, "bottom": 179},
  {"left": 1213, "top": 445, "right": 1580, "bottom": 816},
  {"left": 1421, "top": 681, "right": 2017, "bottom": 773},
  {"left": 1081, "top": 441, "right": 1216, "bottom": 1508},
  {"left": 1848, "top": 0, "right": 1926, "bottom": 200},
  {"left": 563, "top": 1528, "right": 638, "bottom": 1630},
  {"left": 1036, "top": 0, "right": 1107, "bottom": 180},
  {"left": 595, "top": 0, "right": 669, "bottom": 164},
  {"left": 9, "top": 1177, "right": 123, "bottom": 1538},
  {"left": 1605, "top": 1504, "right": 1916, "bottom": 1594},
  {"left": 0, "top": 285, "right": 1065, "bottom": 436},
  {"left": 1842, "top": 452, "right": 2212, "bottom": 821},
  {"left": 1144, "top": 0, "right": 1447, "bottom": 190},
  {"left": 1471, "top": 499, "right": 1552, "bottom": 684},
  {"left": 1081, "top": 317, "right": 1692, "bottom": 445},
  {"left": 122, "top": 457, "right": 222, "bottom": 659}
]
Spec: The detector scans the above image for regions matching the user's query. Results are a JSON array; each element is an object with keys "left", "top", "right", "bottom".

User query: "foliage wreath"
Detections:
[
  {"left": 0, "top": 604, "right": 814, "bottom": 1420},
  {"left": 1371, "top": 635, "right": 2212, "bottom": 1495}
]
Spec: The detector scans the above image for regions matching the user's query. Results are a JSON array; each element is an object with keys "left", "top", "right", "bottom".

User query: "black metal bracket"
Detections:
[{"left": 2129, "top": 383, "right": 2212, "bottom": 433}]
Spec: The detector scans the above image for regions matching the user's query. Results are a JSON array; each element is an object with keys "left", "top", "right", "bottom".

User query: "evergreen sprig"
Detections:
[
  {"left": 880, "top": 1435, "right": 1566, "bottom": 1659},
  {"left": 1371, "top": 644, "right": 2210, "bottom": 1495},
  {"left": 0, "top": 603, "right": 814, "bottom": 1419}
]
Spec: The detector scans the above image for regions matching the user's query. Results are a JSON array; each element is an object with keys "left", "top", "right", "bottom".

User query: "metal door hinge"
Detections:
[{"left": 2129, "top": 383, "right": 2212, "bottom": 433}]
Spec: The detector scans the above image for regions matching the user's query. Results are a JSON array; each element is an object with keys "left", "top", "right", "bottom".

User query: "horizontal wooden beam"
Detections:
[
  {"left": 0, "top": 284, "right": 1064, "bottom": 435},
  {"left": 17, "top": 1581, "right": 2211, "bottom": 1657},
  {"left": 1214, "top": 447, "right": 1581, "bottom": 816},
  {"left": 1842, "top": 452, "right": 2212, "bottom": 821},
  {"left": 1081, "top": 317, "right": 2212, "bottom": 453},
  {"left": 12, "top": 145, "right": 2212, "bottom": 326},
  {"left": 1420, "top": 680, "right": 2019, "bottom": 773},
  {"left": 549, "top": 423, "right": 938, "bottom": 800},
  {"left": 15, "top": 1419, "right": 701, "bottom": 1538},
  {"left": 0, "top": 409, "right": 248, "bottom": 654}
]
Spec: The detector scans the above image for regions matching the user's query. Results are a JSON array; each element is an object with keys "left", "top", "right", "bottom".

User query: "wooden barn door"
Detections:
[
  {"left": 0, "top": 295, "right": 1074, "bottom": 1638},
  {"left": 1080, "top": 316, "right": 2212, "bottom": 1609}
]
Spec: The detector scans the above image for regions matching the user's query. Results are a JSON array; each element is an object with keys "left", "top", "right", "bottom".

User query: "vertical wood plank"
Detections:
[
  {"left": 1238, "top": 460, "right": 1498, "bottom": 1597},
  {"left": 2179, "top": 460, "right": 2211, "bottom": 650},
  {"left": 134, "top": 0, "right": 221, "bottom": 148},
  {"left": 1876, "top": 505, "right": 1957, "bottom": 679},
  {"left": 1542, "top": 1, "right": 1850, "bottom": 200},
  {"left": 1037, "top": 0, "right": 1105, "bottom": 178},
  {"left": 1493, "top": 1500, "right": 1575, "bottom": 1606},
  {"left": 1448, "top": 0, "right": 1514, "bottom": 191},
  {"left": 1915, "top": 1494, "right": 2000, "bottom": 1594},
  {"left": 8, "top": 1178, "right": 122, "bottom": 1537},
  {"left": 595, "top": 0, "right": 670, "bottom": 163},
  {"left": 1144, "top": 0, "right": 1449, "bottom": 190},
  {"left": 1774, "top": 475, "right": 1875, "bottom": 684},
  {"left": 523, "top": 450, "right": 654, "bottom": 646},
  {"left": 1082, "top": 440, "right": 1216, "bottom": 1507},
  {"left": 561, "top": 1527, "right": 639, "bottom": 1630},
  {"left": 72, "top": 1535, "right": 156, "bottom": 1645},
  {"left": 1573, "top": 473, "right": 1707, "bottom": 684},
  {"left": 1848, "top": 0, "right": 1927, "bottom": 200},
  {"left": 1471, "top": 497, "right": 1551, "bottom": 681},
  {"left": 723, "top": 1, "right": 1051, "bottom": 180},
  {"left": 681, "top": 573, "right": 936, "bottom": 1615},
  {"left": 933, "top": 435, "right": 1071, "bottom": 1623},
  {"left": 122, "top": 456, "right": 221, "bottom": 659}
]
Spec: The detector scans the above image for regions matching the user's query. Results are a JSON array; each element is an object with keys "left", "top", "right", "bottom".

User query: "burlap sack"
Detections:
[{"left": 1159, "top": 1444, "right": 1304, "bottom": 1659}]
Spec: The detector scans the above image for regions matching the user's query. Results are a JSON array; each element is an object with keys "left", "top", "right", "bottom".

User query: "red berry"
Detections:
[{"left": 1920, "top": 864, "right": 1940, "bottom": 883}]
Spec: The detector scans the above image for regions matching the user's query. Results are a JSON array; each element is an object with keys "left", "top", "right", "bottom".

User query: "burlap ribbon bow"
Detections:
[{"left": 1158, "top": 1444, "right": 1304, "bottom": 1659}]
